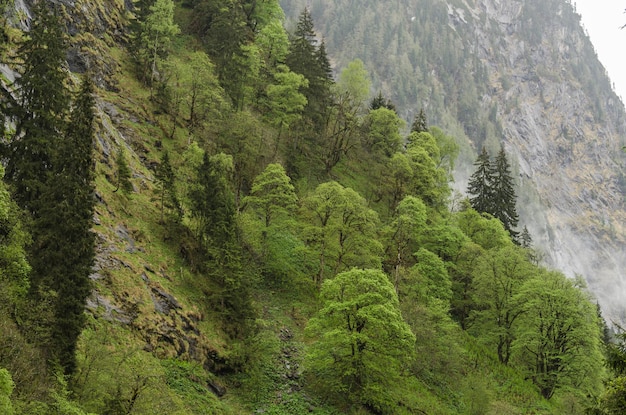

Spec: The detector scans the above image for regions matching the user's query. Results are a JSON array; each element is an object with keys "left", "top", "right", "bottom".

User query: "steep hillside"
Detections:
[
  {"left": 280, "top": 0, "right": 626, "bottom": 323},
  {"left": 2, "top": 0, "right": 625, "bottom": 414}
]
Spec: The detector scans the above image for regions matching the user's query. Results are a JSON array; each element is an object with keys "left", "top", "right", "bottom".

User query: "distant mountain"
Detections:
[{"left": 280, "top": 0, "right": 626, "bottom": 323}]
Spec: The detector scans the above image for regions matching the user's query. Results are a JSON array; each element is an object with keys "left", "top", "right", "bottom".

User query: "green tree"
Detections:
[
  {"left": 114, "top": 147, "right": 133, "bottom": 195},
  {"left": 382, "top": 195, "right": 427, "bottom": 290},
  {"left": 337, "top": 59, "right": 371, "bottom": 115},
  {"left": 305, "top": 269, "right": 415, "bottom": 413},
  {"left": 4, "top": 2, "right": 69, "bottom": 210},
  {"left": 0, "top": 164, "right": 30, "bottom": 314},
  {"left": 286, "top": 7, "right": 333, "bottom": 126},
  {"left": 29, "top": 75, "right": 97, "bottom": 375},
  {"left": 467, "top": 146, "right": 495, "bottom": 216},
  {"left": 263, "top": 65, "right": 308, "bottom": 152},
  {"left": 244, "top": 163, "right": 297, "bottom": 228},
  {"left": 491, "top": 146, "right": 519, "bottom": 238},
  {"left": 471, "top": 245, "right": 533, "bottom": 365},
  {"left": 513, "top": 271, "right": 604, "bottom": 400},
  {"left": 410, "top": 108, "right": 428, "bottom": 133},
  {"left": 136, "top": 0, "right": 180, "bottom": 85},
  {"left": 0, "top": 368, "right": 14, "bottom": 415},
  {"left": 365, "top": 107, "right": 403, "bottom": 157},
  {"left": 301, "top": 182, "right": 381, "bottom": 286}
]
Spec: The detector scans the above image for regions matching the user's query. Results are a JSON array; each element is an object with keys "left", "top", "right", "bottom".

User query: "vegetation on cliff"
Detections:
[{"left": 0, "top": 0, "right": 624, "bottom": 414}]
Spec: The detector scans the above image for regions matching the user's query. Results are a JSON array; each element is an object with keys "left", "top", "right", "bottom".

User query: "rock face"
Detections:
[
  {"left": 459, "top": 0, "right": 626, "bottom": 323},
  {"left": 280, "top": 0, "right": 626, "bottom": 323}
]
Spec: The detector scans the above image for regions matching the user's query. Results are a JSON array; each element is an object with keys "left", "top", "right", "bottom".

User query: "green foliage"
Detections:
[
  {"left": 245, "top": 163, "right": 297, "bottom": 228},
  {"left": 305, "top": 269, "right": 415, "bottom": 413},
  {"left": 135, "top": 0, "right": 180, "bottom": 85},
  {"left": 301, "top": 181, "right": 381, "bottom": 286},
  {"left": 114, "top": 147, "right": 133, "bottom": 195},
  {"left": 471, "top": 245, "right": 533, "bottom": 365},
  {"left": 155, "top": 151, "right": 182, "bottom": 222},
  {"left": 467, "top": 146, "right": 519, "bottom": 238},
  {"left": 365, "top": 107, "right": 403, "bottom": 157},
  {"left": 4, "top": 1, "right": 69, "bottom": 209},
  {"left": 337, "top": 59, "right": 371, "bottom": 114},
  {"left": 513, "top": 271, "right": 604, "bottom": 400},
  {"left": 0, "top": 368, "right": 14, "bottom": 415}
]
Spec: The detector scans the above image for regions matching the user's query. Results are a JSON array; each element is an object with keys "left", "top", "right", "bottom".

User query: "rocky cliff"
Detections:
[{"left": 281, "top": 0, "right": 626, "bottom": 323}]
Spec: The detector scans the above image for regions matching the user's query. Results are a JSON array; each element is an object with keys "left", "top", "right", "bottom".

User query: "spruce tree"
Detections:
[
  {"left": 30, "top": 75, "right": 96, "bottom": 375},
  {"left": 467, "top": 146, "right": 495, "bottom": 215},
  {"left": 4, "top": 2, "right": 69, "bottom": 210},
  {"left": 411, "top": 108, "right": 428, "bottom": 133},
  {"left": 492, "top": 146, "right": 519, "bottom": 237},
  {"left": 286, "top": 8, "right": 333, "bottom": 127},
  {"left": 114, "top": 147, "right": 133, "bottom": 195}
]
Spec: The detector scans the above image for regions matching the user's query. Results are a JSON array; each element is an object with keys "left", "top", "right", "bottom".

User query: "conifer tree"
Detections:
[
  {"left": 411, "top": 108, "right": 428, "bottom": 133},
  {"left": 29, "top": 75, "right": 96, "bottom": 375},
  {"left": 286, "top": 8, "right": 333, "bottom": 126},
  {"left": 492, "top": 146, "right": 519, "bottom": 237},
  {"left": 4, "top": 2, "right": 69, "bottom": 210},
  {"left": 467, "top": 147, "right": 495, "bottom": 215},
  {"left": 114, "top": 147, "right": 133, "bottom": 195},
  {"left": 467, "top": 146, "right": 519, "bottom": 239}
]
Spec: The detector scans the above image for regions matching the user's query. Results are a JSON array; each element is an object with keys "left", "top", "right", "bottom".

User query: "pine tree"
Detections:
[
  {"left": 286, "top": 8, "right": 333, "bottom": 127},
  {"left": 519, "top": 226, "right": 532, "bottom": 249},
  {"left": 4, "top": 2, "right": 69, "bottom": 211},
  {"left": 492, "top": 146, "right": 519, "bottom": 237},
  {"left": 29, "top": 75, "right": 96, "bottom": 375},
  {"left": 411, "top": 108, "right": 428, "bottom": 133},
  {"left": 467, "top": 147, "right": 495, "bottom": 215},
  {"left": 467, "top": 146, "right": 519, "bottom": 239},
  {"left": 114, "top": 147, "right": 133, "bottom": 195}
]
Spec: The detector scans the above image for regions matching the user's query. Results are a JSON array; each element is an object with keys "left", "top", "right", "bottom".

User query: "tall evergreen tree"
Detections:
[
  {"left": 4, "top": 2, "right": 69, "bottom": 211},
  {"left": 286, "top": 8, "right": 333, "bottom": 127},
  {"left": 30, "top": 75, "right": 96, "bottom": 375},
  {"left": 467, "top": 147, "right": 495, "bottom": 216},
  {"left": 491, "top": 146, "right": 519, "bottom": 237},
  {"left": 411, "top": 108, "right": 428, "bottom": 133}
]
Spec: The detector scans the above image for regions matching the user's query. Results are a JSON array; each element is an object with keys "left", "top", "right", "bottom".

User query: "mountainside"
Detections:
[
  {"left": 3, "top": 0, "right": 626, "bottom": 413},
  {"left": 280, "top": 0, "right": 626, "bottom": 323}
]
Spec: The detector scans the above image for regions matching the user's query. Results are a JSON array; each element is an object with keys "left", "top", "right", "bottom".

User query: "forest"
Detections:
[{"left": 0, "top": 0, "right": 625, "bottom": 414}]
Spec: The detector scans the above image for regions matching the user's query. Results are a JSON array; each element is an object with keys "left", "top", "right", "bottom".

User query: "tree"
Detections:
[
  {"left": 365, "top": 107, "right": 403, "bottom": 157},
  {"left": 301, "top": 182, "right": 381, "bottom": 286},
  {"left": 491, "top": 146, "right": 519, "bottom": 238},
  {"left": 382, "top": 195, "right": 427, "bottom": 290},
  {"left": 338, "top": 59, "right": 371, "bottom": 115},
  {"left": 244, "top": 163, "right": 297, "bottom": 228},
  {"left": 513, "top": 271, "right": 604, "bottom": 399},
  {"left": 471, "top": 245, "right": 533, "bottom": 365},
  {"left": 135, "top": 0, "right": 180, "bottom": 85},
  {"left": 263, "top": 65, "right": 308, "bottom": 152},
  {"left": 369, "top": 91, "right": 396, "bottom": 112},
  {"left": 28, "top": 75, "right": 97, "bottom": 375},
  {"left": 305, "top": 269, "right": 415, "bottom": 413},
  {"left": 467, "top": 146, "right": 519, "bottom": 239},
  {"left": 467, "top": 147, "right": 495, "bottom": 216},
  {"left": 0, "top": 368, "right": 14, "bottom": 415},
  {"left": 411, "top": 108, "right": 428, "bottom": 133},
  {"left": 4, "top": 2, "right": 69, "bottom": 211},
  {"left": 114, "top": 147, "right": 133, "bottom": 195}
]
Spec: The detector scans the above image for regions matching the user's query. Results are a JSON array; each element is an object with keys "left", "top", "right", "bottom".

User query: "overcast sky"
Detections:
[{"left": 575, "top": 0, "right": 626, "bottom": 100}]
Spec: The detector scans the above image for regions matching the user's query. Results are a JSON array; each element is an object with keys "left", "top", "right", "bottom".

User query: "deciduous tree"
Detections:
[{"left": 305, "top": 268, "right": 415, "bottom": 413}]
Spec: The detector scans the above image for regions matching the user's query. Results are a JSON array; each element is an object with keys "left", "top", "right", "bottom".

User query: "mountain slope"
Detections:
[{"left": 281, "top": 0, "right": 626, "bottom": 323}]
